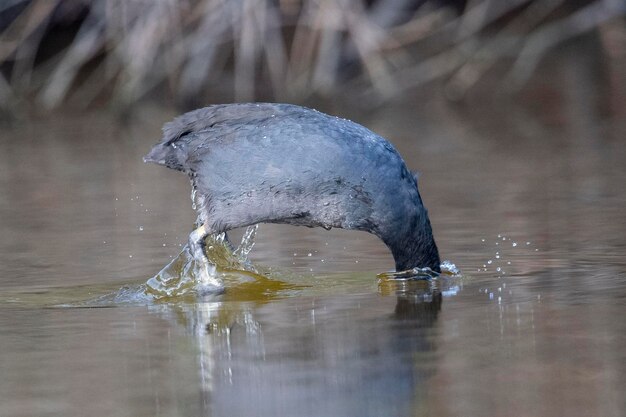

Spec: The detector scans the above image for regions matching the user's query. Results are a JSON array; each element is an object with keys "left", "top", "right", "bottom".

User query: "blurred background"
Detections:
[{"left": 0, "top": 0, "right": 624, "bottom": 115}]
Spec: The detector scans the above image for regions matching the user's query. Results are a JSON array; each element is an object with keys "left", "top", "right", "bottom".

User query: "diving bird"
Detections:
[{"left": 144, "top": 103, "right": 440, "bottom": 275}]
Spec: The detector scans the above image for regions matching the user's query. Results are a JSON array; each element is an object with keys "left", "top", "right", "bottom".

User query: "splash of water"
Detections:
[
  {"left": 440, "top": 260, "right": 460, "bottom": 275},
  {"left": 234, "top": 224, "right": 258, "bottom": 260},
  {"left": 376, "top": 259, "right": 460, "bottom": 281},
  {"left": 145, "top": 244, "right": 206, "bottom": 299},
  {"left": 189, "top": 176, "right": 198, "bottom": 210},
  {"left": 377, "top": 260, "right": 463, "bottom": 301},
  {"left": 145, "top": 226, "right": 260, "bottom": 300},
  {"left": 377, "top": 267, "right": 438, "bottom": 281}
]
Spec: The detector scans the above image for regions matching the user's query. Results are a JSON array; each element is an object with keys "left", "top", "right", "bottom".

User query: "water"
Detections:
[{"left": 1, "top": 52, "right": 626, "bottom": 416}]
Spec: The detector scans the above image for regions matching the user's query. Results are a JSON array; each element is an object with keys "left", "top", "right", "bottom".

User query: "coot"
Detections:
[{"left": 144, "top": 103, "right": 440, "bottom": 273}]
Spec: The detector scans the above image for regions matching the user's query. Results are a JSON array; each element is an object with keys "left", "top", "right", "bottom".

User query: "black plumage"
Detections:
[{"left": 145, "top": 103, "right": 440, "bottom": 272}]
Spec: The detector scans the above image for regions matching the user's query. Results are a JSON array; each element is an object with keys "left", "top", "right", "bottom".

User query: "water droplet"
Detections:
[
  {"left": 496, "top": 255, "right": 500, "bottom": 259},
  {"left": 487, "top": 260, "right": 493, "bottom": 264},
  {"left": 512, "top": 242, "right": 518, "bottom": 247},
  {"left": 307, "top": 253, "right": 312, "bottom": 257},
  {"left": 496, "top": 267, "right": 501, "bottom": 272}
]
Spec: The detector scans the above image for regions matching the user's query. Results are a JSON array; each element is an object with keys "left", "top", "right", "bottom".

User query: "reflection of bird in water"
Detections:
[
  {"left": 393, "top": 284, "right": 443, "bottom": 323},
  {"left": 145, "top": 103, "right": 440, "bottom": 285},
  {"left": 165, "top": 289, "right": 443, "bottom": 417}
]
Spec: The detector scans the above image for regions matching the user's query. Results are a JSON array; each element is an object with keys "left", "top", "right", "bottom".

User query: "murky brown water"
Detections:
[{"left": 1, "top": 44, "right": 626, "bottom": 416}]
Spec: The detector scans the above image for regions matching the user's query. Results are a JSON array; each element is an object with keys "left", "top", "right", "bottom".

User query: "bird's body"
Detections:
[{"left": 145, "top": 103, "right": 440, "bottom": 272}]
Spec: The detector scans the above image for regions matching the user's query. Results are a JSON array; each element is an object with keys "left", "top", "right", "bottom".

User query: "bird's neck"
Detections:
[{"left": 382, "top": 206, "right": 441, "bottom": 273}]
